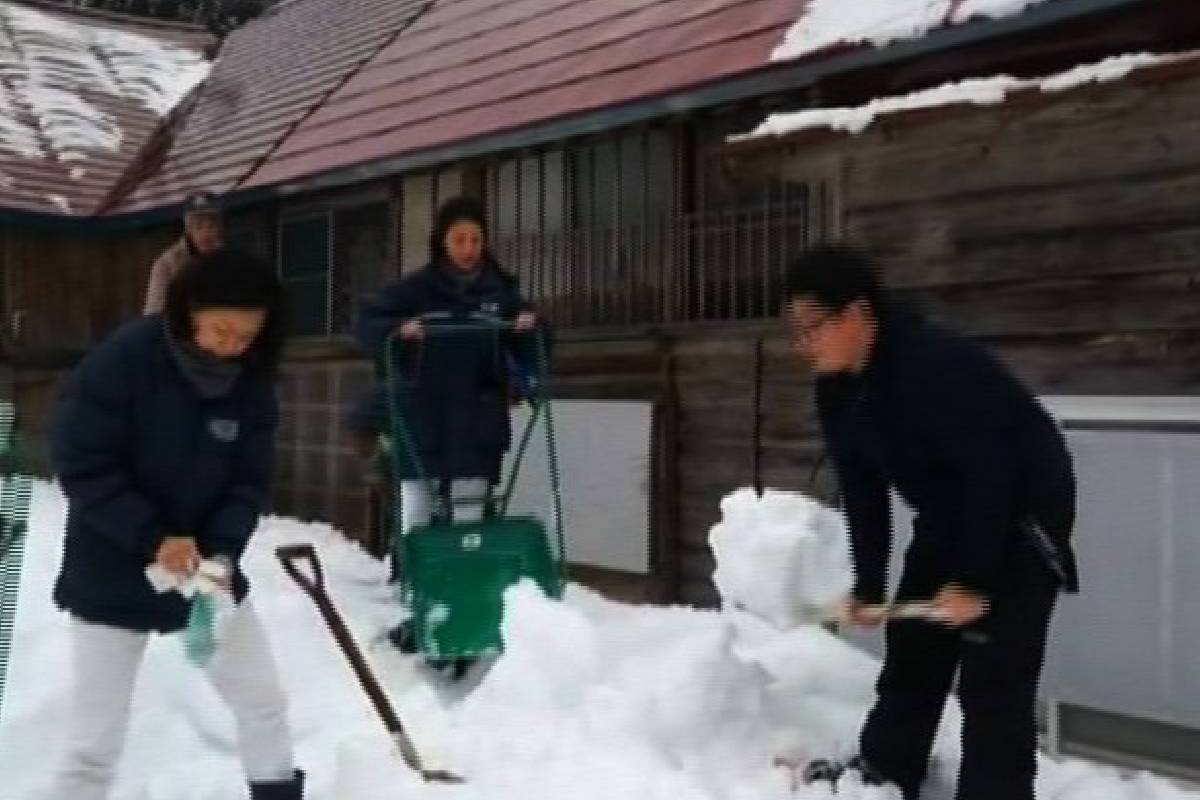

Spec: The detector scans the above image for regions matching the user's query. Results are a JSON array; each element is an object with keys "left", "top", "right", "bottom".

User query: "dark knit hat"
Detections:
[
  {"left": 178, "top": 248, "right": 279, "bottom": 310},
  {"left": 163, "top": 247, "right": 285, "bottom": 374}
]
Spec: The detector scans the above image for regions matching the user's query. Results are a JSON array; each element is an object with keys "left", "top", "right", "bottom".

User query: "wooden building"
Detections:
[
  {"left": 2, "top": 0, "right": 1199, "bottom": 609},
  {"left": 6, "top": 0, "right": 1200, "bottom": 776}
]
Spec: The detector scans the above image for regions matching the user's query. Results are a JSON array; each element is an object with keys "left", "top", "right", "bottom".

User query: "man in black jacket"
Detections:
[{"left": 785, "top": 245, "right": 1078, "bottom": 800}]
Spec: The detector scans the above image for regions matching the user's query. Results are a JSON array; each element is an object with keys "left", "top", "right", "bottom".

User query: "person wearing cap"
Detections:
[
  {"left": 144, "top": 191, "right": 225, "bottom": 315},
  {"left": 352, "top": 195, "right": 547, "bottom": 672}
]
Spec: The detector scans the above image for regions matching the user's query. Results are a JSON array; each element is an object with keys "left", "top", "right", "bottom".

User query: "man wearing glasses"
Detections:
[{"left": 784, "top": 244, "right": 1078, "bottom": 800}]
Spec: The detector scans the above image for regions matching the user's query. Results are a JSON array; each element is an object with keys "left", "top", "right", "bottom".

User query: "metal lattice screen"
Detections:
[
  {"left": 283, "top": 125, "right": 838, "bottom": 337},
  {"left": 481, "top": 128, "right": 831, "bottom": 328}
]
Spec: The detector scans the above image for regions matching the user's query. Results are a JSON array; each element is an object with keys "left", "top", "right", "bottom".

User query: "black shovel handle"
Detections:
[
  {"left": 276, "top": 544, "right": 325, "bottom": 597},
  {"left": 274, "top": 544, "right": 464, "bottom": 783}
]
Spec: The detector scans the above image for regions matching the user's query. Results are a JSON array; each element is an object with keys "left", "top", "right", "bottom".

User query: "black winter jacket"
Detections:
[
  {"left": 53, "top": 316, "right": 276, "bottom": 632},
  {"left": 816, "top": 310, "right": 1078, "bottom": 603},
  {"left": 353, "top": 259, "right": 543, "bottom": 481}
]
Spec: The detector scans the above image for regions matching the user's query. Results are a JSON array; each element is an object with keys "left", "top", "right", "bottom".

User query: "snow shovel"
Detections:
[
  {"left": 276, "top": 544, "right": 464, "bottom": 784},
  {"left": 739, "top": 599, "right": 990, "bottom": 644},
  {"left": 806, "top": 599, "right": 989, "bottom": 644}
]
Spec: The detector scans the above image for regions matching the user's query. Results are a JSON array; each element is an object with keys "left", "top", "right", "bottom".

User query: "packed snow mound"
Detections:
[
  {"left": 1, "top": 482, "right": 1196, "bottom": 799},
  {"left": 710, "top": 488, "right": 854, "bottom": 628}
]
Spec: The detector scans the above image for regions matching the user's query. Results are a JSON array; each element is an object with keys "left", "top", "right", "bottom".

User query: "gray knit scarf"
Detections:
[{"left": 165, "top": 324, "right": 243, "bottom": 400}]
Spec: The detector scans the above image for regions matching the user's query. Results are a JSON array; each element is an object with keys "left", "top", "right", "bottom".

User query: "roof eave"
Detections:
[
  {"left": 241, "top": 0, "right": 1156, "bottom": 198},
  {"left": 0, "top": 0, "right": 1152, "bottom": 230}
]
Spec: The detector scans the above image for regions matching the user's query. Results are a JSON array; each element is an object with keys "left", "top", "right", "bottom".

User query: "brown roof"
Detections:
[
  {"left": 241, "top": 0, "right": 805, "bottom": 189},
  {"left": 113, "top": 0, "right": 430, "bottom": 213},
  {"left": 3, "top": 0, "right": 1156, "bottom": 217},
  {"left": 0, "top": 0, "right": 213, "bottom": 215}
]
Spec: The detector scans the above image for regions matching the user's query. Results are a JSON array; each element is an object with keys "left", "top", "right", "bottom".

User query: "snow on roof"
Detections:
[
  {"left": 771, "top": 0, "right": 1056, "bottom": 63},
  {"left": 0, "top": 1, "right": 212, "bottom": 214},
  {"left": 734, "top": 51, "right": 1193, "bottom": 141}
]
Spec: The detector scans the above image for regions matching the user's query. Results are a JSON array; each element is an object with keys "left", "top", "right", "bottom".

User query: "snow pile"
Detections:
[
  {"left": 1, "top": 482, "right": 1196, "bottom": 799},
  {"left": 738, "top": 51, "right": 1193, "bottom": 140},
  {"left": 772, "top": 0, "right": 1056, "bottom": 63},
  {"left": 0, "top": 3, "right": 210, "bottom": 162},
  {"left": 709, "top": 488, "right": 854, "bottom": 628}
]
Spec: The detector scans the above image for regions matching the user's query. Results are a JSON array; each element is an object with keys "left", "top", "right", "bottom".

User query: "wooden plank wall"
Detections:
[
  {"left": 13, "top": 63, "right": 1200, "bottom": 608},
  {"left": 670, "top": 330, "right": 813, "bottom": 605},
  {"left": 3, "top": 225, "right": 175, "bottom": 351},
  {"left": 668, "top": 61, "right": 1200, "bottom": 606},
  {"left": 836, "top": 65, "right": 1200, "bottom": 396}
]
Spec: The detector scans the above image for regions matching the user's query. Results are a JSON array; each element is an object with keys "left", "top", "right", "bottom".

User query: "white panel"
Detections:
[
  {"left": 400, "top": 174, "right": 433, "bottom": 273},
  {"left": 1166, "top": 437, "right": 1200, "bottom": 724},
  {"left": 501, "top": 400, "right": 652, "bottom": 574},
  {"left": 834, "top": 396, "right": 1200, "bottom": 737},
  {"left": 1042, "top": 431, "right": 1173, "bottom": 721},
  {"left": 435, "top": 169, "right": 462, "bottom": 204},
  {"left": 1040, "top": 396, "right": 1200, "bottom": 424}
]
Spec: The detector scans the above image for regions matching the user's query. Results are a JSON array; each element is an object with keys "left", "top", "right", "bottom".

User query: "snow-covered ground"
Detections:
[{"left": 0, "top": 482, "right": 1196, "bottom": 799}]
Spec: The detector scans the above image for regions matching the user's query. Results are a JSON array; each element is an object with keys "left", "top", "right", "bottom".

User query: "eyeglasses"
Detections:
[{"left": 789, "top": 312, "right": 836, "bottom": 343}]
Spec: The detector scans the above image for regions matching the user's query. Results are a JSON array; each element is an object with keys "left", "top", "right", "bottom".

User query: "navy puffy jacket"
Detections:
[
  {"left": 353, "top": 260, "right": 545, "bottom": 481},
  {"left": 52, "top": 316, "right": 277, "bottom": 632}
]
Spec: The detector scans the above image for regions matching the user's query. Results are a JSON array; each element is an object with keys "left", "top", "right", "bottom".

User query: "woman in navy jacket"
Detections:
[
  {"left": 47, "top": 249, "right": 304, "bottom": 800},
  {"left": 352, "top": 196, "right": 544, "bottom": 667}
]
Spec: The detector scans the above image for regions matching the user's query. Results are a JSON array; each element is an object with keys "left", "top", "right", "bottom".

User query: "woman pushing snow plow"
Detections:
[
  {"left": 277, "top": 196, "right": 563, "bottom": 784},
  {"left": 315, "top": 195, "right": 563, "bottom": 658}
]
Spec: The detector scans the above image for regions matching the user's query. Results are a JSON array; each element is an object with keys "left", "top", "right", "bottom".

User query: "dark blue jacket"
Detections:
[
  {"left": 353, "top": 259, "right": 545, "bottom": 481},
  {"left": 816, "top": 310, "right": 1078, "bottom": 603},
  {"left": 53, "top": 316, "right": 277, "bottom": 632}
]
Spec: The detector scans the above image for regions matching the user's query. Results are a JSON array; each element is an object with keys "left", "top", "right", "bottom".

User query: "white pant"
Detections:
[
  {"left": 48, "top": 600, "right": 294, "bottom": 799},
  {"left": 398, "top": 478, "right": 489, "bottom": 534}
]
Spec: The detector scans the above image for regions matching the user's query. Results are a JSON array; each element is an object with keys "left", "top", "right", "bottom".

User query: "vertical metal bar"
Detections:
[
  {"left": 726, "top": 204, "right": 736, "bottom": 321},
  {"left": 614, "top": 134, "right": 627, "bottom": 326},
  {"left": 514, "top": 155, "right": 524, "bottom": 284},
  {"left": 325, "top": 209, "right": 334, "bottom": 337},
  {"left": 779, "top": 177, "right": 790, "bottom": 309},
  {"left": 393, "top": 177, "right": 405, "bottom": 278},
  {"left": 640, "top": 128, "right": 651, "bottom": 325},
  {"left": 540, "top": 151, "right": 549, "bottom": 309},
  {"left": 818, "top": 179, "right": 829, "bottom": 243},
  {"left": 804, "top": 176, "right": 815, "bottom": 247},
  {"left": 559, "top": 148, "right": 571, "bottom": 327},
  {"left": 672, "top": 126, "right": 685, "bottom": 325},
  {"left": 586, "top": 143, "right": 596, "bottom": 326},
  {"left": 761, "top": 180, "right": 772, "bottom": 319},
  {"left": 490, "top": 162, "right": 501, "bottom": 259},
  {"left": 695, "top": 138, "right": 706, "bottom": 322}
]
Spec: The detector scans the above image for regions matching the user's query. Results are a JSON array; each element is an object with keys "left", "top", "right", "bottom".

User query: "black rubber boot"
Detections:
[
  {"left": 802, "top": 758, "right": 845, "bottom": 786},
  {"left": 387, "top": 619, "right": 418, "bottom": 654},
  {"left": 844, "top": 755, "right": 888, "bottom": 786},
  {"left": 249, "top": 768, "right": 305, "bottom": 800},
  {"left": 425, "top": 656, "right": 476, "bottom": 681}
]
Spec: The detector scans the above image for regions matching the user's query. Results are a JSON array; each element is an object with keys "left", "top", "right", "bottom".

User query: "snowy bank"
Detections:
[{"left": 0, "top": 482, "right": 1194, "bottom": 799}]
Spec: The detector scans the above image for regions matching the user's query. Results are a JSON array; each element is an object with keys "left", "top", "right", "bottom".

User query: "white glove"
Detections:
[{"left": 145, "top": 556, "right": 232, "bottom": 598}]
